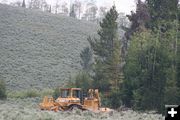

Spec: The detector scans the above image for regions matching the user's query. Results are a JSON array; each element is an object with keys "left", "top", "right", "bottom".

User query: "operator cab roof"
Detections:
[{"left": 60, "top": 88, "right": 81, "bottom": 91}]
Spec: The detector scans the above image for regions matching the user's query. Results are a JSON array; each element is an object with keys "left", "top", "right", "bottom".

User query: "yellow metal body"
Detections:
[
  {"left": 55, "top": 88, "right": 82, "bottom": 110},
  {"left": 39, "top": 96, "right": 59, "bottom": 112},
  {"left": 82, "top": 89, "right": 101, "bottom": 112},
  {"left": 39, "top": 88, "right": 112, "bottom": 113}
]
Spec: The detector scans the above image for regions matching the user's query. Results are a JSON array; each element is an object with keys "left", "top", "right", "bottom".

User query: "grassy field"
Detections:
[{"left": 0, "top": 98, "right": 164, "bottom": 120}]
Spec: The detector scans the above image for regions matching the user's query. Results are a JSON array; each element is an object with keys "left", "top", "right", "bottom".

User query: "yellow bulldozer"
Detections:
[{"left": 39, "top": 88, "right": 112, "bottom": 113}]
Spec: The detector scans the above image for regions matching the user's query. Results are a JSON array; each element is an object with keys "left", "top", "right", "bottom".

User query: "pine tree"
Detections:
[
  {"left": 22, "top": 0, "right": 26, "bottom": 8},
  {"left": 0, "top": 80, "right": 6, "bottom": 99},
  {"left": 177, "top": 44, "right": 180, "bottom": 89},
  {"left": 80, "top": 46, "right": 93, "bottom": 72},
  {"left": 122, "top": 0, "right": 150, "bottom": 66},
  {"left": 70, "top": 4, "right": 76, "bottom": 18},
  {"left": 125, "top": 0, "right": 150, "bottom": 40},
  {"left": 88, "top": 6, "right": 122, "bottom": 93},
  {"left": 123, "top": 30, "right": 170, "bottom": 112},
  {"left": 74, "top": 72, "right": 93, "bottom": 91},
  {"left": 177, "top": 37, "right": 180, "bottom": 88},
  {"left": 146, "top": 0, "right": 179, "bottom": 29},
  {"left": 89, "top": 6, "right": 118, "bottom": 59},
  {"left": 48, "top": 5, "right": 51, "bottom": 13}
]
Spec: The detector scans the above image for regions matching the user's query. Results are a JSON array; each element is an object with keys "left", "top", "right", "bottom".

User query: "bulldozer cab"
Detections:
[{"left": 60, "top": 88, "right": 81, "bottom": 98}]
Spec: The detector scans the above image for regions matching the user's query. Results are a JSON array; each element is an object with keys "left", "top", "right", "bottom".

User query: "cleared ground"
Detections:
[{"left": 0, "top": 98, "right": 164, "bottom": 120}]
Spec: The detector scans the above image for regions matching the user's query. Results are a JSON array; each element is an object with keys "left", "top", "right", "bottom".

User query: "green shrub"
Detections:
[
  {"left": 74, "top": 72, "right": 93, "bottom": 91},
  {"left": 53, "top": 87, "right": 61, "bottom": 99},
  {"left": 40, "top": 89, "right": 54, "bottom": 97},
  {"left": 7, "top": 91, "right": 23, "bottom": 98},
  {"left": 65, "top": 72, "right": 93, "bottom": 90},
  {"left": 0, "top": 80, "right": 7, "bottom": 99},
  {"left": 8, "top": 90, "right": 39, "bottom": 99},
  {"left": 108, "top": 90, "right": 122, "bottom": 109},
  {"left": 66, "top": 79, "right": 76, "bottom": 88},
  {"left": 24, "top": 90, "right": 39, "bottom": 98}
]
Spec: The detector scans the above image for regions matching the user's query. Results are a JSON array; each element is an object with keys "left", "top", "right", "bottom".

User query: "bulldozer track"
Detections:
[{"left": 68, "top": 104, "right": 83, "bottom": 111}]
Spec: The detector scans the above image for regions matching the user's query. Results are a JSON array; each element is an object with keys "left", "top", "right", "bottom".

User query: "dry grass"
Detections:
[{"left": 0, "top": 98, "right": 164, "bottom": 120}]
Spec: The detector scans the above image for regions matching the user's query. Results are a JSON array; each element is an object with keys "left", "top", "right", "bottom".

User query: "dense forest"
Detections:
[{"left": 70, "top": 0, "right": 180, "bottom": 113}]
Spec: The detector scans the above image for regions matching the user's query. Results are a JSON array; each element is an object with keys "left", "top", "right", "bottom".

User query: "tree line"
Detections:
[
  {"left": 3, "top": 0, "right": 109, "bottom": 22},
  {"left": 71, "top": 0, "right": 180, "bottom": 113}
]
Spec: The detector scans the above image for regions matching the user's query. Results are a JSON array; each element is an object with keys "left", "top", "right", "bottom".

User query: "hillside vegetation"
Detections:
[{"left": 0, "top": 4, "right": 97, "bottom": 91}]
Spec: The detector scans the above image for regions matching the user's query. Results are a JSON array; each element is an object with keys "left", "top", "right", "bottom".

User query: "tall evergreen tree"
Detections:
[
  {"left": 123, "top": 30, "right": 170, "bottom": 112},
  {"left": 22, "top": 0, "right": 26, "bottom": 8},
  {"left": 88, "top": 6, "right": 122, "bottom": 93},
  {"left": 125, "top": 0, "right": 150, "bottom": 40},
  {"left": 70, "top": 4, "right": 76, "bottom": 18},
  {"left": 48, "top": 5, "right": 51, "bottom": 13},
  {"left": 177, "top": 43, "right": 180, "bottom": 88},
  {"left": 146, "top": 0, "right": 179, "bottom": 29},
  {"left": 164, "top": 20, "right": 180, "bottom": 105},
  {"left": 80, "top": 46, "right": 93, "bottom": 72},
  {"left": 0, "top": 80, "right": 6, "bottom": 99},
  {"left": 122, "top": 0, "right": 150, "bottom": 64}
]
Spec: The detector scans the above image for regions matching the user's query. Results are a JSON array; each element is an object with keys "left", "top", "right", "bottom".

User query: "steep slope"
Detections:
[{"left": 0, "top": 4, "right": 97, "bottom": 91}]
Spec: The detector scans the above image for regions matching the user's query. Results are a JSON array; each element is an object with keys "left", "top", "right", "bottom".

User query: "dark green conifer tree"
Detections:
[
  {"left": 80, "top": 47, "right": 93, "bottom": 72},
  {"left": 22, "top": 0, "right": 26, "bottom": 8},
  {"left": 146, "top": 0, "right": 179, "bottom": 28},
  {"left": 88, "top": 6, "right": 122, "bottom": 94}
]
